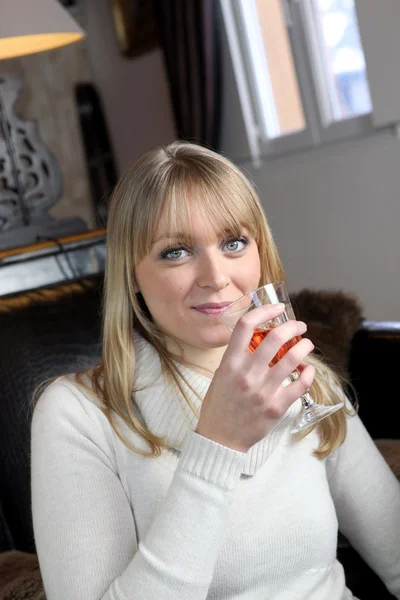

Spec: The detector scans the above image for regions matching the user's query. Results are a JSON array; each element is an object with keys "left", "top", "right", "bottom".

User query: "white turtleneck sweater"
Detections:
[{"left": 31, "top": 335, "right": 400, "bottom": 600}]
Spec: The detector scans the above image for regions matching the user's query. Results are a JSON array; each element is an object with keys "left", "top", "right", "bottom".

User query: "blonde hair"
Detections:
[{"left": 40, "top": 141, "right": 356, "bottom": 459}]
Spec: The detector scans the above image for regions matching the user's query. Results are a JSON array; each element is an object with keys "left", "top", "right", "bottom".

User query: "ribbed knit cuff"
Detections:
[{"left": 177, "top": 430, "right": 246, "bottom": 491}]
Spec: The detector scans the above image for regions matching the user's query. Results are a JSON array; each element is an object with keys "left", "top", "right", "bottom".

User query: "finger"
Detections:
[
  {"left": 277, "top": 364, "right": 316, "bottom": 409},
  {"left": 223, "top": 303, "right": 286, "bottom": 358},
  {"left": 250, "top": 320, "right": 308, "bottom": 369},
  {"left": 267, "top": 338, "right": 314, "bottom": 387}
]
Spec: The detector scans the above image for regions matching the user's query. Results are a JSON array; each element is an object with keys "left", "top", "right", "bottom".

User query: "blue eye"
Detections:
[
  {"left": 160, "top": 246, "right": 190, "bottom": 261},
  {"left": 224, "top": 237, "right": 249, "bottom": 252}
]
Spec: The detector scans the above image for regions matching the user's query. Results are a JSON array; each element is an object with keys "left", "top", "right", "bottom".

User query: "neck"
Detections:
[{"left": 166, "top": 338, "right": 227, "bottom": 379}]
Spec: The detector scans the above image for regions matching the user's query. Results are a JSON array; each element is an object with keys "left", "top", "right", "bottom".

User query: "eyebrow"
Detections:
[
  {"left": 152, "top": 233, "right": 189, "bottom": 245},
  {"left": 152, "top": 227, "right": 247, "bottom": 246}
]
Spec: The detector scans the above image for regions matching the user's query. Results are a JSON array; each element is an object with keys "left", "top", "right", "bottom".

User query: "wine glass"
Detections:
[{"left": 221, "top": 281, "right": 343, "bottom": 433}]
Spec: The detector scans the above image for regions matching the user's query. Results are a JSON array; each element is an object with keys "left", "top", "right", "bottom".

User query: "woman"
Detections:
[{"left": 31, "top": 141, "right": 400, "bottom": 600}]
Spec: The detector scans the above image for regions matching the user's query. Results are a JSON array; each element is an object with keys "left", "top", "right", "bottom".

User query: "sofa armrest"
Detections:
[{"left": 348, "top": 321, "right": 400, "bottom": 440}]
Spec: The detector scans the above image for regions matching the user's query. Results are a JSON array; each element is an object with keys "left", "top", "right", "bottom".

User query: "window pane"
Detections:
[
  {"left": 311, "top": 0, "right": 372, "bottom": 121},
  {"left": 255, "top": 0, "right": 306, "bottom": 137}
]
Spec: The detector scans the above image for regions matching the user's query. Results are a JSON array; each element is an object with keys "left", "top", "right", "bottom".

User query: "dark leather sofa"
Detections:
[{"left": 0, "top": 269, "right": 398, "bottom": 599}]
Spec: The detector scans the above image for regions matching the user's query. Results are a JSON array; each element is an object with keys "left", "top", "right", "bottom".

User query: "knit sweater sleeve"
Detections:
[
  {"left": 327, "top": 399, "right": 400, "bottom": 599},
  {"left": 31, "top": 381, "right": 245, "bottom": 600}
]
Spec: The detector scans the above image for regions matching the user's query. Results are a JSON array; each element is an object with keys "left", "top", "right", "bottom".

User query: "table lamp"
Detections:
[{"left": 0, "top": 0, "right": 85, "bottom": 247}]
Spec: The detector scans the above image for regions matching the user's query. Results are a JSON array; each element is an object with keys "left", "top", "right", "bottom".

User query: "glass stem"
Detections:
[
  {"left": 288, "top": 370, "right": 314, "bottom": 409},
  {"left": 300, "top": 391, "right": 314, "bottom": 410}
]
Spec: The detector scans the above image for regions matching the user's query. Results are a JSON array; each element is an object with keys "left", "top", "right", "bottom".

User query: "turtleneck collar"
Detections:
[{"left": 132, "top": 333, "right": 301, "bottom": 476}]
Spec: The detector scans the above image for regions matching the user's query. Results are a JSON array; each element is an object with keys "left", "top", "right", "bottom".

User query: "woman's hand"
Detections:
[{"left": 196, "top": 304, "right": 315, "bottom": 453}]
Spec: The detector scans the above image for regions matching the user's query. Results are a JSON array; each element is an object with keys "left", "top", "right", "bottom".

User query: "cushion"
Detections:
[
  {"left": 291, "top": 288, "right": 364, "bottom": 379},
  {"left": 0, "top": 551, "right": 44, "bottom": 600}
]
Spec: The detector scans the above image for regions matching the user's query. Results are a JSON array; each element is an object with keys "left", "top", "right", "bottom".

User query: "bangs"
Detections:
[{"left": 136, "top": 164, "right": 262, "bottom": 258}]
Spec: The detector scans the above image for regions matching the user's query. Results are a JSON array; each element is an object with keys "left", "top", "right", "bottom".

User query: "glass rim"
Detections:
[{"left": 220, "top": 280, "right": 287, "bottom": 320}]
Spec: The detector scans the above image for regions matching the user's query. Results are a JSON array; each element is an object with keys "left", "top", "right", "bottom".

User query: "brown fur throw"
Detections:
[
  {"left": 0, "top": 551, "right": 45, "bottom": 599},
  {"left": 291, "top": 288, "right": 364, "bottom": 379}
]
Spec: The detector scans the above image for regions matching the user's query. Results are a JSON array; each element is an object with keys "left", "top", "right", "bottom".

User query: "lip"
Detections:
[{"left": 192, "top": 301, "right": 233, "bottom": 316}]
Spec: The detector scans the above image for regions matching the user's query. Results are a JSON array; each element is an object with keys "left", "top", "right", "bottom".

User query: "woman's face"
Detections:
[{"left": 135, "top": 204, "right": 261, "bottom": 351}]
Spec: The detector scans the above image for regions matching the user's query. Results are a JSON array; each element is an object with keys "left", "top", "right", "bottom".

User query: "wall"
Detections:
[
  {"left": 84, "top": 0, "right": 175, "bottom": 174},
  {"left": 241, "top": 129, "right": 400, "bottom": 321}
]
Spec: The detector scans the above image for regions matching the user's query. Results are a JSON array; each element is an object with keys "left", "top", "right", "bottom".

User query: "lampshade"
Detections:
[{"left": 0, "top": 0, "right": 85, "bottom": 60}]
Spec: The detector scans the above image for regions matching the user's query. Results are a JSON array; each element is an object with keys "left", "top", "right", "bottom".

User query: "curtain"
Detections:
[{"left": 153, "top": 0, "right": 222, "bottom": 150}]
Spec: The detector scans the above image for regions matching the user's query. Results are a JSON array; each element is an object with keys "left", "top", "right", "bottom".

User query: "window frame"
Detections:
[
  {"left": 220, "top": 0, "right": 375, "bottom": 163},
  {"left": 296, "top": 0, "right": 373, "bottom": 144}
]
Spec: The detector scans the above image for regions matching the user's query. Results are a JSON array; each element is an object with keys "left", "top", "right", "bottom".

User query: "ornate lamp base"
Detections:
[{"left": 0, "top": 74, "right": 88, "bottom": 250}]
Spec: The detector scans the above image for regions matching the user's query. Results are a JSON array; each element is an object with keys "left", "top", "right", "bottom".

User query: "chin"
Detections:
[{"left": 191, "top": 328, "right": 231, "bottom": 349}]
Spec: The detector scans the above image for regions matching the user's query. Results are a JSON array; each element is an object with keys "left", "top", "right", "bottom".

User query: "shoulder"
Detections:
[
  {"left": 32, "top": 375, "right": 149, "bottom": 457},
  {"left": 33, "top": 375, "right": 112, "bottom": 446},
  {"left": 35, "top": 375, "right": 98, "bottom": 415}
]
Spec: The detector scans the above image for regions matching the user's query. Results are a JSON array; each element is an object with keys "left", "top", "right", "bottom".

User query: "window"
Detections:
[
  {"left": 303, "top": 0, "right": 372, "bottom": 122},
  {"left": 220, "top": 0, "right": 374, "bottom": 163}
]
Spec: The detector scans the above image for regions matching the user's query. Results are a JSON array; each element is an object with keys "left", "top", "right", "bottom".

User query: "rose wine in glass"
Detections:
[
  {"left": 221, "top": 282, "right": 344, "bottom": 434},
  {"left": 249, "top": 328, "right": 302, "bottom": 366}
]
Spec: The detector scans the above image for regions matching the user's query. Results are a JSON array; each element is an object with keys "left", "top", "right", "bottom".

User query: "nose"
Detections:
[{"left": 196, "top": 251, "right": 230, "bottom": 291}]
